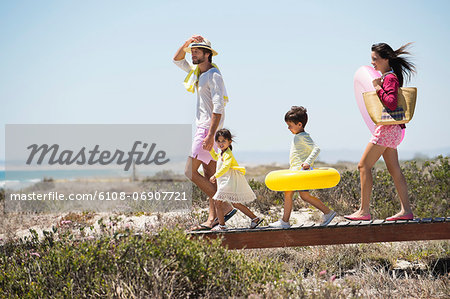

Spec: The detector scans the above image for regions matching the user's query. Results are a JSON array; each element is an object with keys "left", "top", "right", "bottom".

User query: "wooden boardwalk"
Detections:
[{"left": 190, "top": 217, "right": 450, "bottom": 250}]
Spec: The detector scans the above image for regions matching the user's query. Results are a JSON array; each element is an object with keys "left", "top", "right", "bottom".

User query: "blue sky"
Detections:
[{"left": 1, "top": 0, "right": 450, "bottom": 163}]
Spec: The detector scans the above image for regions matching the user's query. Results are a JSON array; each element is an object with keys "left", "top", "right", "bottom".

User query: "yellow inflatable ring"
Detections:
[{"left": 265, "top": 168, "right": 341, "bottom": 191}]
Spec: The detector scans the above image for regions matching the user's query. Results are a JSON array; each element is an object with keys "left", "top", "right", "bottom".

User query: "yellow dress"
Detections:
[{"left": 210, "top": 148, "right": 256, "bottom": 203}]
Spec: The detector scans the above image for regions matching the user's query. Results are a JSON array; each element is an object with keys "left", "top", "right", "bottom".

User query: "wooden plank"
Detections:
[{"left": 190, "top": 218, "right": 450, "bottom": 250}]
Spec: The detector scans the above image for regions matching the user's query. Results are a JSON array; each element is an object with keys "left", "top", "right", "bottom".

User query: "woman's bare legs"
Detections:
[
  {"left": 346, "top": 143, "right": 386, "bottom": 218},
  {"left": 383, "top": 147, "right": 413, "bottom": 217}
]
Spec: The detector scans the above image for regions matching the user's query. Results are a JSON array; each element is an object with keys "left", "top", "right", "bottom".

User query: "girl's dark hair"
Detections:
[
  {"left": 285, "top": 106, "right": 308, "bottom": 127},
  {"left": 371, "top": 42, "right": 416, "bottom": 86},
  {"left": 215, "top": 128, "right": 233, "bottom": 151},
  {"left": 199, "top": 48, "right": 213, "bottom": 63}
]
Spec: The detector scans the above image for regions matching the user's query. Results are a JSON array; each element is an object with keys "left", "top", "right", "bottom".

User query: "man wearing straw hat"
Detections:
[{"left": 173, "top": 35, "right": 236, "bottom": 231}]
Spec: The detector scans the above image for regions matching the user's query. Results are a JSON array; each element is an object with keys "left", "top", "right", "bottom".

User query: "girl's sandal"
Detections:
[
  {"left": 250, "top": 217, "right": 263, "bottom": 229},
  {"left": 211, "top": 224, "right": 227, "bottom": 231}
]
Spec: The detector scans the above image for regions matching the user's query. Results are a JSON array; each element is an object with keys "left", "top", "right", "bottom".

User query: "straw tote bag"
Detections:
[{"left": 363, "top": 87, "right": 417, "bottom": 125}]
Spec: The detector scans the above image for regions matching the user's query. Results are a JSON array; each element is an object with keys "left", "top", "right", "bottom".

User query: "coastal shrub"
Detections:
[
  {"left": 403, "top": 156, "right": 449, "bottom": 217},
  {"left": 0, "top": 228, "right": 283, "bottom": 298}
]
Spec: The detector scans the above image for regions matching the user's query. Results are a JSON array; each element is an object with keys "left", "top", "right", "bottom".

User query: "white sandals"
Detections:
[{"left": 211, "top": 224, "right": 227, "bottom": 231}]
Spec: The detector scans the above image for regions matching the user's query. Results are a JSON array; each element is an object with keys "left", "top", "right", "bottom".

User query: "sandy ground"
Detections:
[{"left": 0, "top": 207, "right": 342, "bottom": 242}]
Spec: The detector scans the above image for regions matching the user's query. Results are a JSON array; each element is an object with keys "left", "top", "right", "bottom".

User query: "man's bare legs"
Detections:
[
  {"left": 185, "top": 157, "right": 233, "bottom": 227},
  {"left": 215, "top": 200, "right": 226, "bottom": 226}
]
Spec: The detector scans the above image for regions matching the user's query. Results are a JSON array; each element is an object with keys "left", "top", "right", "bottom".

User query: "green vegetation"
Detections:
[
  {"left": 0, "top": 227, "right": 282, "bottom": 298},
  {"left": 1, "top": 227, "right": 448, "bottom": 298}
]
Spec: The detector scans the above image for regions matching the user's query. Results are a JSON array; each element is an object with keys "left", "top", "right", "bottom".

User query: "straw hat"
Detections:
[{"left": 184, "top": 38, "right": 218, "bottom": 56}]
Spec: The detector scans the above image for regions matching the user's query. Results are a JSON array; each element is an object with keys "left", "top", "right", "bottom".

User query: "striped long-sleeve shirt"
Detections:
[{"left": 289, "top": 132, "right": 320, "bottom": 170}]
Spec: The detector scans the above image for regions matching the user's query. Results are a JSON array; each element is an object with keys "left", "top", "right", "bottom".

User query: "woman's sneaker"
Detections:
[
  {"left": 321, "top": 210, "right": 336, "bottom": 226},
  {"left": 268, "top": 219, "right": 291, "bottom": 229}
]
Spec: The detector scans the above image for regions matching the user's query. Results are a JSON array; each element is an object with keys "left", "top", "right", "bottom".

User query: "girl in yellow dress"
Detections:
[{"left": 209, "top": 129, "right": 262, "bottom": 231}]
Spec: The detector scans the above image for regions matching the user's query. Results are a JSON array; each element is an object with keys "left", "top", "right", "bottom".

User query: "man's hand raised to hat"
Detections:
[
  {"left": 188, "top": 35, "right": 204, "bottom": 44},
  {"left": 175, "top": 35, "right": 205, "bottom": 61}
]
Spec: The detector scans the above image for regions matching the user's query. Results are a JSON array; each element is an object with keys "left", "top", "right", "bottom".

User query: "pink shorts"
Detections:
[
  {"left": 369, "top": 125, "right": 402, "bottom": 149},
  {"left": 191, "top": 127, "right": 218, "bottom": 164}
]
